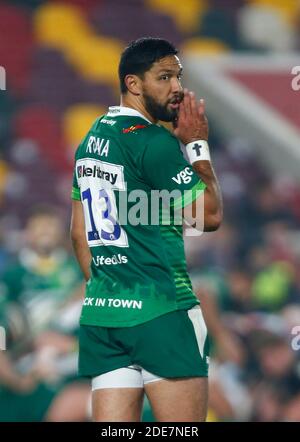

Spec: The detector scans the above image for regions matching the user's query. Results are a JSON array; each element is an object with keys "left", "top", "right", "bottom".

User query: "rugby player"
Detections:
[{"left": 71, "top": 37, "right": 223, "bottom": 422}]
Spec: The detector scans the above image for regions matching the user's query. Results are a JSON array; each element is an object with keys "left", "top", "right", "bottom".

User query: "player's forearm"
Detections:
[{"left": 71, "top": 234, "right": 92, "bottom": 281}]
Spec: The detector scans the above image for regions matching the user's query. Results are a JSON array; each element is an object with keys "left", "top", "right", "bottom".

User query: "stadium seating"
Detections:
[
  {"left": 33, "top": 2, "right": 123, "bottom": 85},
  {"left": 0, "top": 3, "right": 33, "bottom": 96},
  {"left": 249, "top": 0, "right": 299, "bottom": 24},
  {"left": 29, "top": 47, "right": 77, "bottom": 111},
  {"left": 63, "top": 104, "right": 106, "bottom": 151},
  {"left": 34, "top": 2, "right": 92, "bottom": 51},
  {"left": 197, "top": 6, "right": 241, "bottom": 50},
  {"left": 29, "top": 47, "right": 116, "bottom": 111},
  {"left": 0, "top": 160, "right": 10, "bottom": 199},
  {"left": 0, "top": 90, "right": 16, "bottom": 149},
  {"left": 14, "top": 105, "right": 68, "bottom": 172},
  {"left": 182, "top": 37, "right": 229, "bottom": 55},
  {"left": 237, "top": 3, "right": 297, "bottom": 51},
  {"left": 6, "top": 0, "right": 47, "bottom": 9},
  {"left": 67, "top": 35, "right": 123, "bottom": 85},
  {"left": 147, "top": 0, "right": 207, "bottom": 33},
  {"left": 89, "top": 0, "right": 183, "bottom": 46},
  {"left": 52, "top": 0, "right": 100, "bottom": 12}
]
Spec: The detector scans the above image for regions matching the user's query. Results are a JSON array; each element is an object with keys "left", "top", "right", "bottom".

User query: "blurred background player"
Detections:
[
  {"left": 2, "top": 206, "right": 84, "bottom": 336},
  {"left": 0, "top": 207, "right": 90, "bottom": 421}
]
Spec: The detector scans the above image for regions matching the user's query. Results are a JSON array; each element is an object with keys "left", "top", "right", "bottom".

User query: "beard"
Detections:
[{"left": 143, "top": 90, "right": 183, "bottom": 122}]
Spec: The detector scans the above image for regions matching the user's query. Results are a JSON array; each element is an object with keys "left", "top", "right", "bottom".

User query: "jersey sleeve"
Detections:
[
  {"left": 141, "top": 130, "right": 206, "bottom": 210},
  {"left": 71, "top": 150, "right": 81, "bottom": 201},
  {"left": 71, "top": 167, "right": 81, "bottom": 201}
]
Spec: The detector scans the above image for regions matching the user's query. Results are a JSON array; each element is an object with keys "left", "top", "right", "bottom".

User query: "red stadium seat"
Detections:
[
  {"left": 0, "top": 4, "right": 33, "bottom": 97},
  {"left": 14, "top": 105, "right": 70, "bottom": 173}
]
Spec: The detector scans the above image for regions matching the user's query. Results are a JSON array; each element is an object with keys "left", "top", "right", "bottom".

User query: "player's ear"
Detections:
[{"left": 124, "top": 74, "right": 142, "bottom": 96}]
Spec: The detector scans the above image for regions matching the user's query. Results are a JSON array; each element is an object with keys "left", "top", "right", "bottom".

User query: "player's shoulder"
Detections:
[
  {"left": 110, "top": 116, "right": 156, "bottom": 149},
  {"left": 95, "top": 112, "right": 152, "bottom": 142},
  {"left": 140, "top": 124, "right": 180, "bottom": 156},
  {"left": 145, "top": 123, "right": 178, "bottom": 144},
  {"left": 121, "top": 123, "right": 180, "bottom": 162}
]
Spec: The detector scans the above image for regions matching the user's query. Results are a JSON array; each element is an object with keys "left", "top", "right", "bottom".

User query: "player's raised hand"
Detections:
[{"left": 173, "top": 89, "right": 209, "bottom": 145}]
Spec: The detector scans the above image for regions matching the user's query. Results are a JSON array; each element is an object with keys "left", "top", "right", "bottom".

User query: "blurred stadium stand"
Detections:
[{"left": 0, "top": 0, "right": 300, "bottom": 422}]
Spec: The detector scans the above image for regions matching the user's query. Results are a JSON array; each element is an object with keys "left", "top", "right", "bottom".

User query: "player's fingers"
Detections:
[
  {"left": 177, "top": 102, "right": 185, "bottom": 124},
  {"left": 189, "top": 91, "right": 198, "bottom": 121},
  {"left": 179, "top": 88, "right": 188, "bottom": 121},
  {"left": 183, "top": 88, "right": 190, "bottom": 116},
  {"left": 174, "top": 105, "right": 184, "bottom": 135},
  {"left": 180, "top": 90, "right": 190, "bottom": 125},
  {"left": 185, "top": 90, "right": 193, "bottom": 118},
  {"left": 198, "top": 98, "right": 205, "bottom": 118}
]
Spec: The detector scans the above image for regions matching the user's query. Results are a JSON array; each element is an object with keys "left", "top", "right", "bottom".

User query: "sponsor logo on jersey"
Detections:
[
  {"left": 86, "top": 136, "right": 110, "bottom": 156},
  {"left": 92, "top": 254, "right": 128, "bottom": 266},
  {"left": 101, "top": 118, "right": 116, "bottom": 126},
  {"left": 83, "top": 297, "right": 142, "bottom": 310},
  {"left": 122, "top": 124, "right": 147, "bottom": 134},
  {"left": 76, "top": 159, "right": 126, "bottom": 191},
  {"left": 77, "top": 164, "right": 118, "bottom": 185},
  {"left": 172, "top": 166, "right": 193, "bottom": 185}
]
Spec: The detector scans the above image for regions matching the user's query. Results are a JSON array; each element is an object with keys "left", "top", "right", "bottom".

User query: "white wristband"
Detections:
[{"left": 186, "top": 140, "right": 211, "bottom": 164}]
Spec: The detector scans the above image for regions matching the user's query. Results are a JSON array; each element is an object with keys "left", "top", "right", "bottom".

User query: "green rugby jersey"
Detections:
[{"left": 71, "top": 106, "right": 206, "bottom": 327}]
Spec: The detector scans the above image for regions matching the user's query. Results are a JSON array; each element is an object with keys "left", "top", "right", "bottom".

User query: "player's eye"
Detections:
[{"left": 160, "top": 74, "right": 170, "bottom": 80}]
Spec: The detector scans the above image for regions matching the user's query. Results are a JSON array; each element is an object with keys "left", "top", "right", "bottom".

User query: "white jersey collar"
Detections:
[{"left": 107, "top": 106, "right": 152, "bottom": 124}]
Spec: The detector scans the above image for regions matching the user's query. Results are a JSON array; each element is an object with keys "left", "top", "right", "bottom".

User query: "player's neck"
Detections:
[{"left": 120, "top": 95, "right": 157, "bottom": 124}]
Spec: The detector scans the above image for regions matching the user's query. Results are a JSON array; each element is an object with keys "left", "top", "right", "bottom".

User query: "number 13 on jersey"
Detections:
[{"left": 77, "top": 159, "right": 128, "bottom": 248}]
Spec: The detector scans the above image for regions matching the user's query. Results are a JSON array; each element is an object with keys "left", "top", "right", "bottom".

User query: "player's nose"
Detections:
[{"left": 170, "top": 76, "right": 182, "bottom": 94}]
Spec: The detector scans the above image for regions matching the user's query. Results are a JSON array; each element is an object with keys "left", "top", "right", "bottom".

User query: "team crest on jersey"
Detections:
[{"left": 122, "top": 124, "right": 147, "bottom": 134}]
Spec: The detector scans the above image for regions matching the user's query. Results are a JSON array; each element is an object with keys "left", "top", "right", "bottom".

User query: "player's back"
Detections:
[{"left": 72, "top": 106, "right": 200, "bottom": 327}]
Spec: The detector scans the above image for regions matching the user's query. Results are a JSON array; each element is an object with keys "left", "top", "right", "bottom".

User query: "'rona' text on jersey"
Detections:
[{"left": 86, "top": 136, "right": 110, "bottom": 157}]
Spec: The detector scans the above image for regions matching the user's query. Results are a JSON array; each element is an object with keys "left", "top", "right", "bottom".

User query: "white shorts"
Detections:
[{"left": 91, "top": 364, "right": 164, "bottom": 390}]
